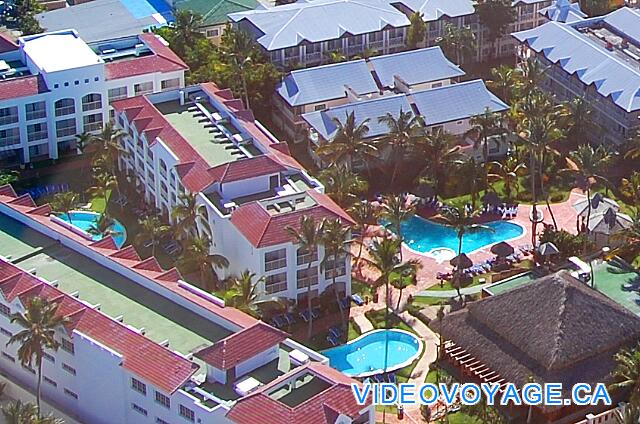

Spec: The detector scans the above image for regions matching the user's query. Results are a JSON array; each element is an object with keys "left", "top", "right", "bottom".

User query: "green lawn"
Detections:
[
  {"left": 90, "top": 189, "right": 111, "bottom": 214},
  {"left": 413, "top": 296, "right": 450, "bottom": 306},
  {"left": 348, "top": 318, "right": 361, "bottom": 341}
]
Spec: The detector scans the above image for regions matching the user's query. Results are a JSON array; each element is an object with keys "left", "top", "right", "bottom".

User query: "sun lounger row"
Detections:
[
  {"left": 270, "top": 313, "right": 297, "bottom": 329},
  {"left": 326, "top": 326, "right": 344, "bottom": 346}
]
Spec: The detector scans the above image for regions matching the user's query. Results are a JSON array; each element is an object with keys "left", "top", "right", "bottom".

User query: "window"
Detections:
[
  {"left": 23, "top": 102, "right": 44, "bottom": 120},
  {"left": 0, "top": 106, "right": 18, "bottom": 125},
  {"left": 179, "top": 405, "right": 195, "bottom": 422},
  {"left": 132, "top": 403, "right": 148, "bottom": 416},
  {"left": 54, "top": 98, "right": 75, "bottom": 117},
  {"left": 0, "top": 304, "right": 10, "bottom": 317},
  {"left": 22, "top": 364, "right": 35, "bottom": 374},
  {"left": 134, "top": 81, "right": 154, "bottom": 96},
  {"left": 27, "top": 123, "right": 48, "bottom": 142},
  {"left": 61, "top": 338, "right": 74, "bottom": 354},
  {"left": 29, "top": 144, "right": 47, "bottom": 158},
  {"left": 0, "top": 328, "right": 11, "bottom": 337},
  {"left": 313, "top": 104, "right": 326, "bottom": 111},
  {"left": 155, "top": 391, "right": 170, "bottom": 408},
  {"left": 297, "top": 247, "right": 317, "bottom": 266},
  {"left": 82, "top": 93, "right": 102, "bottom": 111},
  {"left": 0, "top": 127, "right": 20, "bottom": 147},
  {"left": 62, "top": 363, "right": 76, "bottom": 375},
  {"left": 324, "top": 255, "right": 347, "bottom": 279},
  {"left": 94, "top": 76, "right": 99, "bottom": 82},
  {"left": 44, "top": 376, "right": 57, "bottom": 387},
  {"left": 56, "top": 118, "right": 76, "bottom": 138},
  {"left": 265, "top": 272, "right": 287, "bottom": 294},
  {"left": 43, "top": 352, "right": 55, "bottom": 363},
  {"left": 64, "top": 388, "right": 78, "bottom": 399},
  {"left": 2, "top": 352, "right": 14, "bottom": 362},
  {"left": 108, "top": 87, "right": 128, "bottom": 102},
  {"left": 161, "top": 78, "right": 180, "bottom": 91},
  {"left": 156, "top": 418, "right": 170, "bottom": 424},
  {"left": 131, "top": 377, "right": 147, "bottom": 395},
  {"left": 206, "top": 28, "right": 220, "bottom": 38},
  {"left": 264, "top": 249, "right": 287, "bottom": 271},
  {"left": 83, "top": 113, "right": 103, "bottom": 132},
  {"left": 296, "top": 267, "right": 318, "bottom": 289}
]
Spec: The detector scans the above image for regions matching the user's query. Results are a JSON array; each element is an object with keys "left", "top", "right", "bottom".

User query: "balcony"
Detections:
[
  {"left": 347, "top": 45, "right": 364, "bottom": 55},
  {"left": 304, "top": 52, "right": 322, "bottom": 63},
  {"left": 368, "top": 40, "right": 384, "bottom": 50},
  {"left": 389, "top": 36, "right": 404, "bottom": 46}
]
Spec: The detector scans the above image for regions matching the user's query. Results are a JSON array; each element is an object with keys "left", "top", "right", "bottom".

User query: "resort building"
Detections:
[
  {"left": 538, "top": 0, "right": 586, "bottom": 23},
  {"left": 229, "top": 0, "right": 556, "bottom": 69},
  {"left": 512, "top": 7, "right": 640, "bottom": 144},
  {"left": 435, "top": 271, "right": 640, "bottom": 423},
  {"left": 0, "top": 184, "right": 373, "bottom": 424},
  {"left": 0, "top": 29, "right": 187, "bottom": 167},
  {"left": 273, "top": 47, "right": 465, "bottom": 142},
  {"left": 111, "top": 83, "right": 354, "bottom": 302},
  {"left": 301, "top": 79, "right": 509, "bottom": 165}
]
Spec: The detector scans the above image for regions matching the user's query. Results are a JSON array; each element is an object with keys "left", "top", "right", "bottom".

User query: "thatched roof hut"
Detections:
[{"left": 434, "top": 271, "right": 640, "bottom": 396}]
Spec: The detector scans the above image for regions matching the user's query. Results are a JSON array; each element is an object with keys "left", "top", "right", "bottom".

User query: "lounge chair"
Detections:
[
  {"left": 271, "top": 315, "right": 286, "bottom": 328},
  {"left": 329, "top": 326, "right": 342, "bottom": 339},
  {"left": 299, "top": 309, "right": 311, "bottom": 323},
  {"left": 351, "top": 294, "right": 364, "bottom": 306},
  {"left": 284, "top": 313, "right": 296, "bottom": 325},
  {"left": 326, "top": 334, "right": 338, "bottom": 346},
  {"left": 339, "top": 297, "right": 350, "bottom": 310},
  {"left": 311, "top": 306, "right": 321, "bottom": 319}
]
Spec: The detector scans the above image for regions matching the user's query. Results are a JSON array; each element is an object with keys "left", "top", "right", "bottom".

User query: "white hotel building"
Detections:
[
  {"left": 112, "top": 83, "right": 354, "bottom": 302},
  {"left": 0, "top": 185, "right": 373, "bottom": 424},
  {"left": 0, "top": 29, "right": 187, "bottom": 166}
]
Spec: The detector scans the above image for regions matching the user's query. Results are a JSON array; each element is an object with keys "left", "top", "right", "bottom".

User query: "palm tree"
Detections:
[
  {"left": 440, "top": 203, "right": 491, "bottom": 304},
  {"left": 516, "top": 57, "right": 548, "bottom": 101},
  {"left": 406, "top": 11, "right": 427, "bottom": 49},
  {"left": 435, "top": 22, "right": 477, "bottom": 64},
  {"left": 86, "top": 213, "right": 122, "bottom": 240},
  {"left": 488, "top": 65, "right": 518, "bottom": 104},
  {"left": 7, "top": 297, "right": 68, "bottom": 417},
  {"left": 621, "top": 172, "right": 640, "bottom": 215},
  {"left": 315, "top": 111, "right": 375, "bottom": 170},
  {"left": 2, "top": 401, "right": 63, "bottom": 424},
  {"left": 470, "top": 108, "right": 503, "bottom": 191},
  {"left": 563, "top": 97, "right": 597, "bottom": 147},
  {"left": 380, "top": 194, "right": 417, "bottom": 261},
  {"left": 610, "top": 342, "right": 640, "bottom": 403},
  {"left": 49, "top": 192, "right": 79, "bottom": 224},
  {"left": 348, "top": 200, "right": 380, "bottom": 269},
  {"left": 318, "top": 164, "right": 368, "bottom": 207},
  {"left": 488, "top": 156, "right": 527, "bottom": 200},
  {"left": 378, "top": 108, "right": 424, "bottom": 187},
  {"left": 171, "top": 193, "right": 201, "bottom": 244},
  {"left": 135, "top": 216, "right": 171, "bottom": 257},
  {"left": 223, "top": 29, "right": 256, "bottom": 109},
  {"left": 92, "top": 122, "right": 126, "bottom": 177},
  {"left": 563, "top": 144, "right": 613, "bottom": 252},
  {"left": 171, "top": 10, "right": 205, "bottom": 56},
  {"left": 615, "top": 403, "right": 640, "bottom": 424},
  {"left": 612, "top": 215, "right": 640, "bottom": 260},
  {"left": 475, "top": 0, "right": 516, "bottom": 58},
  {"left": 286, "top": 216, "right": 324, "bottom": 340},
  {"left": 363, "top": 238, "right": 419, "bottom": 376},
  {"left": 415, "top": 129, "right": 461, "bottom": 198},
  {"left": 224, "top": 270, "right": 262, "bottom": 316},
  {"left": 320, "top": 218, "right": 351, "bottom": 329},
  {"left": 180, "top": 236, "right": 229, "bottom": 291},
  {"left": 86, "top": 172, "right": 117, "bottom": 203},
  {"left": 457, "top": 157, "right": 483, "bottom": 209},
  {"left": 0, "top": 170, "right": 18, "bottom": 186}
]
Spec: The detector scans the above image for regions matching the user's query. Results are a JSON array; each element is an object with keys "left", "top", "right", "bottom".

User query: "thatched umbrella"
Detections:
[
  {"left": 588, "top": 208, "right": 632, "bottom": 235},
  {"left": 538, "top": 242, "right": 559, "bottom": 257},
  {"left": 450, "top": 253, "right": 473, "bottom": 269},
  {"left": 482, "top": 191, "right": 501, "bottom": 206},
  {"left": 572, "top": 193, "right": 619, "bottom": 218},
  {"left": 491, "top": 241, "right": 514, "bottom": 257}
]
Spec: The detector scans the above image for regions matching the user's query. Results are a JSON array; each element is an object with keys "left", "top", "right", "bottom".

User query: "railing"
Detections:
[
  {"left": 28, "top": 131, "right": 48, "bottom": 142},
  {"left": 389, "top": 36, "right": 404, "bottom": 46},
  {"left": 0, "top": 115, "right": 18, "bottom": 126},
  {"left": 368, "top": 40, "right": 384, "bottom": 49},
  {"left": 304, "top": 52, "right": 322, "bottom": 63}
]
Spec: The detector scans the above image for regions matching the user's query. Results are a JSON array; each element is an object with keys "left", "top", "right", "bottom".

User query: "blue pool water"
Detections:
[
  {"left": 323, "top": 329, "right": 422, "bottom": 377},
  {"left": 58, "top": 212, "right": 127, "bottom": 248},
  {"left": 397, "top": 216, "right": 524, "bottom": 255}
]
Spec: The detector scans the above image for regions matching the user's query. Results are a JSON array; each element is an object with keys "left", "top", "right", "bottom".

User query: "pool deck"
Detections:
[{"left": 0, "top": 214, "right": 230, "bottom": 366}]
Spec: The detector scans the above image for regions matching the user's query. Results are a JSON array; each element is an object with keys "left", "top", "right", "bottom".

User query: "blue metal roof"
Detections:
[
  {"left": 539, "top": 0, "right": 586, "bottom": 24},
  {"left": 394, "top": 0, "right": 474, "bottom": 21},
  {"left": 302, "top": 94, "right": 413, "bottom": 140},
  {"left": 411, "top": 80, "right": 509, "bottom": 125},
  {"left": 512, "top": 10, "right": 640, "bottom": 112},
  {"left": 276, "top": 60, "right": 378, "bottom": 107},
  {"left": 229, "top": 0, "right": 410, "bottom": 51},
  {"left": 368, "top": 47, "right": 465, "bottom": 88}
]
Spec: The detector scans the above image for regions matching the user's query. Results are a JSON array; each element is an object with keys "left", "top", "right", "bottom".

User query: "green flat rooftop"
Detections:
[
  {"left": 156, "top": 100, "right": 246, "bottom": 167},
  {"left": 484, "top": 271, "right": 536, "bottom": 296},
  {"left": 593, "top": 259, "right": 640, "bottom": 315},
  {"left": 0, "top": 214, "right": 232, "bottom": 363}
]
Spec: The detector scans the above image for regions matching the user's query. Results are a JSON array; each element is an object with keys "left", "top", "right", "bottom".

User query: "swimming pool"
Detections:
[
  {"left": 323, "top": 329, "right": 423, "bottom": 377},
  {"left": 58, "top": 211, "right": 127, "bottom": 248},
  {"left": 396, "top": 216, "right": 524, "bottom": 258}
]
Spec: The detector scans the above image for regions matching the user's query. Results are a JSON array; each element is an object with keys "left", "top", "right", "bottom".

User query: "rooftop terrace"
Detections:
[
  {"left": 156, "top": 100, "right": 256, "bottom": 168},
  {"left": 0, "top": 59, "right": 32, "bottom": 82},
  {"left": 267, "top": 371, "right": 332, "bottom": 408},
  {"left": 0, "top": 213, "right": 231, "bottom": 370}
]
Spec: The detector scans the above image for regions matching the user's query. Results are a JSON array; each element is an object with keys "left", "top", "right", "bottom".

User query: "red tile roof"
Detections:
[
  {"left": 195, "top": 322, "right": 288, "bottom": 370},
  {"left": 0, "top": 32, "right": 18, "bottom": 53},
  {"left": 229, "top": 191, "right": 354, "bottom": 248},
  {"left": 226, "top": 362, "right": 368, "bottom": 424},
  {"left": 104, "top": 33, "right": 188, "bottom": 81},
  {"left": 0, "top": 75, "right": 49, "bottom": 101},
  {"left": 0, "top": 258, "right": 198, "bottom": 393},
  {"left": 209, "top": 156, "right": 286, "bottom": 184}
]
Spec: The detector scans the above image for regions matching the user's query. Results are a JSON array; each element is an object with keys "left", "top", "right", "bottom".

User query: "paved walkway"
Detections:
[
  {"left": 352, "top": 311, "right": 374, "bottom": 333},
  {"left": 415, "top": 283, "right": 491, "bottom": 298}
]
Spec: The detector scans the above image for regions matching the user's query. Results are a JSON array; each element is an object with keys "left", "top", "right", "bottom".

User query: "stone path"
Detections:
[{"left": 352, "top": 310, "right": 374, "bottom": 333}]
